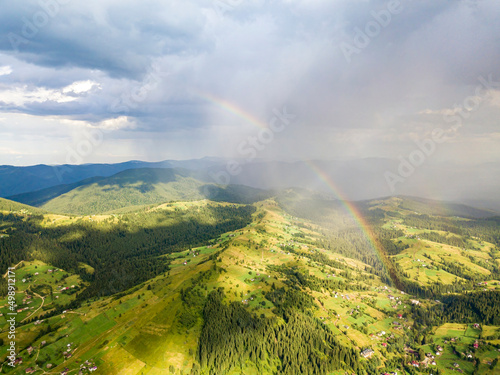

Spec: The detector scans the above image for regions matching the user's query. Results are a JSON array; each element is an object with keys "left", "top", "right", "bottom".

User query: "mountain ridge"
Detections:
[{"left": 14, "top": 167, "right": 270, "bottom": 215}]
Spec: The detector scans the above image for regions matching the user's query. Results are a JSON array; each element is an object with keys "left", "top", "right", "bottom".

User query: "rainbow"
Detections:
[
  {"left": 193, "top": 90, "right": 268, "bottom": 129},
  {"left": 304, "top": 160, "right": 380, "bottom": 247},
  {"left": 190, "top": 92, "right": 397, "bottom": 284},
  {"left": 305, "top": 160, "right": 399, "bottom": 287}
]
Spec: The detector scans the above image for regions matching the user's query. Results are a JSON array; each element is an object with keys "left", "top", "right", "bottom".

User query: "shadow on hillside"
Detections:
[{"left": 0, "top": 203, "right": 255, "bottom": 299}]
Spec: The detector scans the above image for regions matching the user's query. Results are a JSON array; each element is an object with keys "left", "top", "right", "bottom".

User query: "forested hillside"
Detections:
[
  {"left": 8, "top": 168, "right": 271, "bottom": 215},
  {"left": 1, "top": 195, "right": 499, "bottom": 375}
]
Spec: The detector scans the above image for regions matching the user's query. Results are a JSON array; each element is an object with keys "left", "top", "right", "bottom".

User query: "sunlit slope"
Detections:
[
  {"left": 276, "top": 192, "right": 500, "bottom": 292},
  {"left": 7, "top": 176, "right": 106, "bottom": 207},
  {"left": 1, "top": 196, "right": 498, "bottom": 374},
  {"left": 38, "top": 168, "right": 270, "bottom": 215},
  {"left": 1, "top": 200, "right": 387, "bottom": 374},
  {"left": 0, "top": 197, "right": 45, "bottom": 214},
  {"left": 370, "top": 197, "right": 500, "bottom": 293}
]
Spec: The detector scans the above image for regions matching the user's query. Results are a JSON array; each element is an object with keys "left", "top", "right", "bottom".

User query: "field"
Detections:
[
  {"left": 1, "top": 196, "right": 499, "bottom": 374},
  {"left": 0, "top": 200, "right": 402, "bottom": 373},
  {"left": 373, "top": 198, "right": 500, "bottom": 292},
  {"left": 0, "top": 260, "right": 85, "bottom": 326},
  {"left": 418, "top": 323, "right": 500, "bottom": 375}
]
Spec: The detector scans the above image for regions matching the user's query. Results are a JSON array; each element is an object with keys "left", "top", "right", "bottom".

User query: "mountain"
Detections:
[
  {"left": 14, "top": 167, "right": 271, "bottom": 215},
  {"left": 2, "top": 158, "right": 500, "bottom": 213},
  {"left": 0, "top": 158, "right": 228, "bottom": 198},
  {"left": 7, "top": 164, "right": 496, "bottom": 219},
  {"left": 0, "top": 195, "right": 499, "bottom": 374},
  {"left": 218, "top": 159, "right": 499, "bottom": 202},
  {"left": 7, "top": 176, "right": 107, "bottom": 207},
  {"left": 0, "top": 197, "right": 45, "bottom": 214},
  {"left": 393, "top": 195, "right": 498, "bottom": 219},
  {"left": 213, "top": 159, "right": 500, "bottom": 212}
]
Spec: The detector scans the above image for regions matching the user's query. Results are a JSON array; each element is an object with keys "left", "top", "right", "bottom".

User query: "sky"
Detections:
[{"left": 0, "top": 0, "right": 500, "bottom": 166}]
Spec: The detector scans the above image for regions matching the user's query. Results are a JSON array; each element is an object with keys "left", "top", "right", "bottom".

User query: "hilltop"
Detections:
[
  {"left": 3, "top": 159, "right": 500, "bottom": 212},
  {"left": 8, "top": 168, "right": 271, "bottom": 215},
  {"left": 0, "top": 158, "right": 227, "bottom": 198},
  {"left": 0, "top": 197, "right": 45, "bottom": 215}
]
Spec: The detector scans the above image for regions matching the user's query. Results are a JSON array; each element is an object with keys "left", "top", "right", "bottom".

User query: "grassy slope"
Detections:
[
  {"left": 37, "top": 168, "right": 270, "bottom": 215},
  {"left": 42, "top": 175, "right": 207, "bottom": 215},
  {"left": 1, "top": 196, "right": 498, "bottom": 374},
  {"left": 396, "top": 195, "right": 497, "bottom": 218},
  {"left": 7, "top": 176, "right": 106, "bottom": 207},
  {"left": 1, "top": 200, "right": 396, "bottom": 374},
  {"left": 372, "top": 197, "right": 500, "bottom": 290},
  {"left": 0, "top": 197, "right": 45, "bottom": 215}
]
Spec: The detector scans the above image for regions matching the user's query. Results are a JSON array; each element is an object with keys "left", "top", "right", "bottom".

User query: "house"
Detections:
[{"left": 361, "top": 348, "right": 374, "bottom": 358}]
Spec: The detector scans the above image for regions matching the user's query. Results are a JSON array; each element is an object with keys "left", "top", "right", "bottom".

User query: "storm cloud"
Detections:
[{"left": 0, "top": 0, "right": 499, "bottom": 166}]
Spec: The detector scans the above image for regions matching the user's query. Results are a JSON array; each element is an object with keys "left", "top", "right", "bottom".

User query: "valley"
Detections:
[
  {"left": 1, "top": 191, "right": 499, "bottom": 374},
  {"left": 2, "top": 2, "right": 499, "bottom": 374}
]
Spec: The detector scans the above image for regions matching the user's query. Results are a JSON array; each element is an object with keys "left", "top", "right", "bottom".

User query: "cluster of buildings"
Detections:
[
  {"left": 361, "top": 348, "right": 374, "bottom": 358},
  {"left": 58, "top": 284, "right": 78, "bottom": 292},
  {"left": 63, "top": 342, "right": 75, "bottom": 360},
  {"left": 79, "top": 360, "right": 98, "bottom": 373}
]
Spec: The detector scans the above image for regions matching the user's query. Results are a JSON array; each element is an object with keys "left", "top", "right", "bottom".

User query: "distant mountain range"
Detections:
[
  {"left": 0, "top": 158, "right": 226, "bottom": 198},
  {"left": 2, "top": 158, "right": 500, "bottom": 213}
]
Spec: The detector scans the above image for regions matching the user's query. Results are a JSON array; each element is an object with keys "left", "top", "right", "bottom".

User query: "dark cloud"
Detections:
[{"left": 0, "top": 0, "right": 499, "bottom": 165}]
